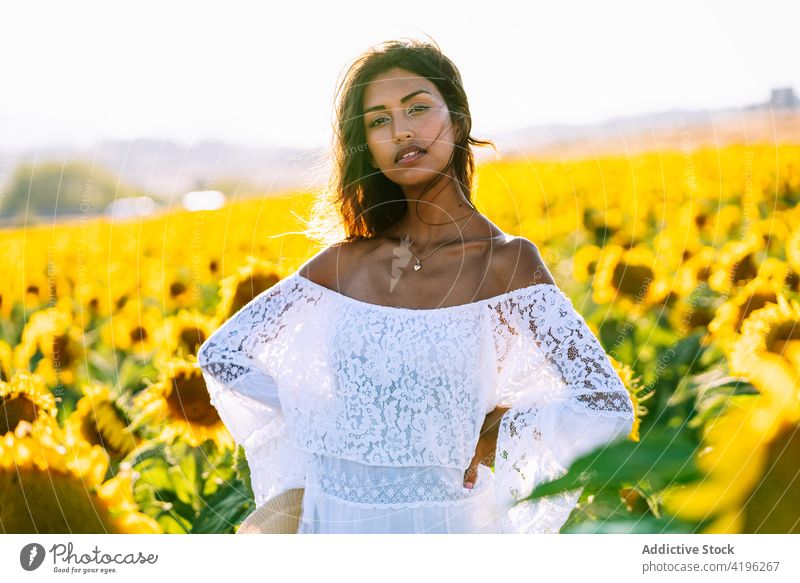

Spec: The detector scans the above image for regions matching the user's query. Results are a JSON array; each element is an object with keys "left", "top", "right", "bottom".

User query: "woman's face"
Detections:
[{"left": 362, "top": 67, "right": 458, "bottom": 188}]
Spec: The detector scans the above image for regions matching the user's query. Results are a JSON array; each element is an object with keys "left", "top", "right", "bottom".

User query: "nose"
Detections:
[{"left": 393, "top": 127, "right": 412, "bottom": 143}]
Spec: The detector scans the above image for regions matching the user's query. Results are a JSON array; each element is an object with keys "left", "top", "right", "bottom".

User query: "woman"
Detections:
[{"left": 196, "top": 38, "right": 635, "bottom": 534}]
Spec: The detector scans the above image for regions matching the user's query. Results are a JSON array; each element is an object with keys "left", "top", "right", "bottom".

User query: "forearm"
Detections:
[{"left": 479, "top": 405, "right": 511, "bottom": 466}]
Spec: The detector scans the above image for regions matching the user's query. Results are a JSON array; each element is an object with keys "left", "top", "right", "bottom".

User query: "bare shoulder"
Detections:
[
  {"left": 491, "top": 236, "right": 557, "bottom": 290},
  {"left": 296, "top": 239, "right": 375, "bottom": 290}
]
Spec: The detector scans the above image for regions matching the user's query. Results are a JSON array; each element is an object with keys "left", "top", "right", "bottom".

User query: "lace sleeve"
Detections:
[
  {"left": 196, "top": 277, "right": 309, "bottom": 507},
  {"left": 489, "top": 285, "right": 635, "bottom": 533}
]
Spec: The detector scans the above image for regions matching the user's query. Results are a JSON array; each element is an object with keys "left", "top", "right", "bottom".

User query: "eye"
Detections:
[{"left": 367, "top": 104, "right": 430, "bottom": 128}]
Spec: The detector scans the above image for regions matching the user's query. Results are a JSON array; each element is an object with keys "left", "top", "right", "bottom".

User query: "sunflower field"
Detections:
[{"left": 2, "top": 142, "right": 799, "bottom": 534}]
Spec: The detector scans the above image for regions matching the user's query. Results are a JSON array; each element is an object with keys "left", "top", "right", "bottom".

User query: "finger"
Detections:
[{"left": 464, "top": 461, "right": 479, "bottom": 489}]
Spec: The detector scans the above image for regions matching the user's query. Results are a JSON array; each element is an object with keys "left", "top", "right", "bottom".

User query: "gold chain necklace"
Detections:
[{"left": 403, "top": 208, "right": 477, "bottom": 271}]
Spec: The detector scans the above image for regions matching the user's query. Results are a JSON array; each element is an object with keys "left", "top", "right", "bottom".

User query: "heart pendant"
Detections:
[{"left": 413, "top": 261, "right": 421, "bottom": 271}]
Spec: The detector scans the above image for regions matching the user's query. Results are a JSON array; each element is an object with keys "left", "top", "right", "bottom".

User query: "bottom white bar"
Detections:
[{"left": 1, "top": 534, "right": 797, "bottom": 582}]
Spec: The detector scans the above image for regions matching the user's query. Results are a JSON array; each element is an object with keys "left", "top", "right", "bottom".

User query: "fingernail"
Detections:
[{"left": 465, "top": 482, "right": 474, "bottom": 489}]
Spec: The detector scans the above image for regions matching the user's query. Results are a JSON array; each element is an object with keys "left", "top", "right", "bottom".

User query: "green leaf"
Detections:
[
  {"left": 527, "top": 426, "right": 702, "bottom": 500},
  {"left": 561, "top": 514, "right": 703, "bottom": 534},
  {"left": 192, "top": 480, "right": 254, "bottom": 534}
]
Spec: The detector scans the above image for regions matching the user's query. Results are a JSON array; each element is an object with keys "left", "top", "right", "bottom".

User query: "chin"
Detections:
[{"left": 383, "top": 165, "right": 441, "bottom": 184}]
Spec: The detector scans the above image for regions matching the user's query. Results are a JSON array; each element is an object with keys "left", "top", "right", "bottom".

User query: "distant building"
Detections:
[
  {"left": 105, "top": 196, "right": 157, "bottom": 221},
  {"left": 182, "top": 190, "right": 226, "bottom": 211},
  {"left": 768, "top": 87, "right": 800, "bottom": 109}
]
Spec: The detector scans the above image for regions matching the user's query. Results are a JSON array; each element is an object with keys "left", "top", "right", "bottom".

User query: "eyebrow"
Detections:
[{"left": 363, "top": 89, "right": 433, "bottom": 115}]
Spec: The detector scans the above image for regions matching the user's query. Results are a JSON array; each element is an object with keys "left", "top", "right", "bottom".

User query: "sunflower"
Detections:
[
  {"left": 682, "top": 197, "right": 724, "bottom": 238},
  {"left": 653, "top": 224, "right": 704, "bottom": 276},
  {"left": 164, "top": 274, "right": 194, "bottom": 310},
  {"left": 674, "top": 246, "right": 716, "bottom": 298},
  {"left": 572, "top": 244, "right": 602, "bottom": 284},
  {"left": 133, "top": 357, "right": 233, "bottom": 450},
  {"left": 0, "top": 421, "right": 162, "bottom": 533},
  {"left": 215, "top": 257, "right": 281, "bottom": 324},
  {"left": 0, "top": 278, "right": 12, "bottom": 319},
  {"left": 100, "top": 297, "right": 162, "bottom": 358},
  {"left": 0, "top": 340, "right": 13, "bottom": 383},
  {"left": 707, "top": 233, "right": 762, "bottom": 293},
  {"left": 18, "top": 269, "right": 52, "bottom": 311},
  {"left": 206, "top": 255, "right": 222, "bottom": 279},
  {"left": 707, "top": 278, "right": 780, "bottom": 348},
  {"left": 104, "top": 260, "right": 142, "bottom": 316},
  {"left": 0, "top": 370, "right": 60, "bottom": 436},
  {"left": 706, "top": 204, "right": 745, "bottom": 243},
  {"left": 74, "top": 279, "right": 114, "bottom": 321},
  {"left": 728, "top": 295, "right": 800, "bottom": 377},
  {"left": 788, "top": 225, "right": 800, "bottom": 275},
  {"left": 140, "top": 263, "right": 197, "bottom": 314},
  {"left": 153, "top": 309, "right": 215, "bottom": 363},
  {"left": 583, "top": 206, "right": 623, "bottom": 242},
  {"left": 667, "top": 286, "right": 716, "bottom": 339},
  {"left": 14, "top": 300, "right": 86, "bottom": 387},
  {"left": 749, "top": 216, "right": 791, "bottom": 257},
  {"left": 65, "top": 382, "right": 140, "bottom": 460},
  {"left": 661, "top": 348, "right": 800, "bottom": 533},
  {"left": 756, "top": 256, "right": 800, "bottom": 295},
  {"left": 609, "top": 218, "right": 651, "bottom": 250},
  {"left": 591, "top": 244, "right": 671, "bottom": 313},
  {"left": 608, "top": 355, "right": 649, "bottom": 442}
]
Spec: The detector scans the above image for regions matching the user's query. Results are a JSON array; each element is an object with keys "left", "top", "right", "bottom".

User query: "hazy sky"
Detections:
[{"left": 1, "top": 0, "right": 797, "bottom": 150}]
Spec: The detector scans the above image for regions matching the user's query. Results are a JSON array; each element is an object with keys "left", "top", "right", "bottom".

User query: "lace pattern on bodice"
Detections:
[{"left": 285, "top": 298, "right": 493, "bottom": 468}]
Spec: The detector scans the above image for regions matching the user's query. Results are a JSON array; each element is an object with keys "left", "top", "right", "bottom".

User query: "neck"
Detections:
[{"left": 391, "top": 181, "right": 476, "bottom": 249}]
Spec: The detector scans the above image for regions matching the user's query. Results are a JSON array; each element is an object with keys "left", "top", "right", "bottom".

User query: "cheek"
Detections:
[
  {"left": 422, "top": 114, "right": 455, "bottom": 145},
  {"left": 366, "top": 132, "right": 390, "bottom": 158}
]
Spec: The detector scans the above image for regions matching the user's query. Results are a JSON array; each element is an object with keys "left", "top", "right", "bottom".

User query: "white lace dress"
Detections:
[{"left": 196, "top": 271, "right": 635, "bottom": 534}]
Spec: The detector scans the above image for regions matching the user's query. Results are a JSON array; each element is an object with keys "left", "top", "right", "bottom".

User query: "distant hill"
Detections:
[{"left": 483, "top": 86, "right": 800, "bottom": 161}]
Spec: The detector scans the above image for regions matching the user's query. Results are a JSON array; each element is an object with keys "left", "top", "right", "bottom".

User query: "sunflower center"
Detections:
[
  {"left": 53, "top": 334, "right": 73, "bottom": 368},
  {"left": 742, "top": 423, "right": 800, "bottom": 533},
  {"left": 170, "top": 281, "right": 187, "bottom": 297},
  {"left": 130, "top": 326, "right": 148, "bottom": 343},
  {"left": 231, "top": 273, "right": 280, "bottom": 315},
  {"left": 80, "top": 412, "right": 106, "bottom": 448},
  {"left": 166, "top": 371, "right": 219, "bottom": 426},
  {"left": 179, "top": 328, "right": 207, "bottom": 353},
  {"left": 79, "top": 404, "right": 131, "bottom": 457},
  {"left": 765, "top": 320, "right": 800, "bottom": 354},
  {"left": 731, "top": 253, "right": 758, "bottom": 284},
  {"left": 785, "top": 270, "right": 800, "bottom": 292},
  {"left": 0, "top": 395, "right": 39, "bottom": 435},
  {"left": 612, "top": 263, "right": 654, "bottom": 297},
  {"left": 687, "top": 306, "right": 715, "bottom": 329}
]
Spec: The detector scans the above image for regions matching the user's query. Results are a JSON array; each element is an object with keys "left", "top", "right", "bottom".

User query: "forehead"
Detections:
[{"left": 362, "top": 68, "right": 440, "bottom": 109}]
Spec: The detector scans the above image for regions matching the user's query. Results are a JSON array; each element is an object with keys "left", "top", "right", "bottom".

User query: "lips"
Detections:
[{"left": 395, "top": 146, "right": 426, "bottom": 163}]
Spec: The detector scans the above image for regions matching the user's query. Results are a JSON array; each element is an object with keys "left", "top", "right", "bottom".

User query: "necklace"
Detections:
[{"left": 403, "top": 208, "right": 478, "bottom": 271}]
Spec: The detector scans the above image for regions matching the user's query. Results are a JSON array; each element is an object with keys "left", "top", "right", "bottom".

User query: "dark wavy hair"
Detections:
[{"left": 304, "top": 37, "right": 496, "bottom": 245}]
